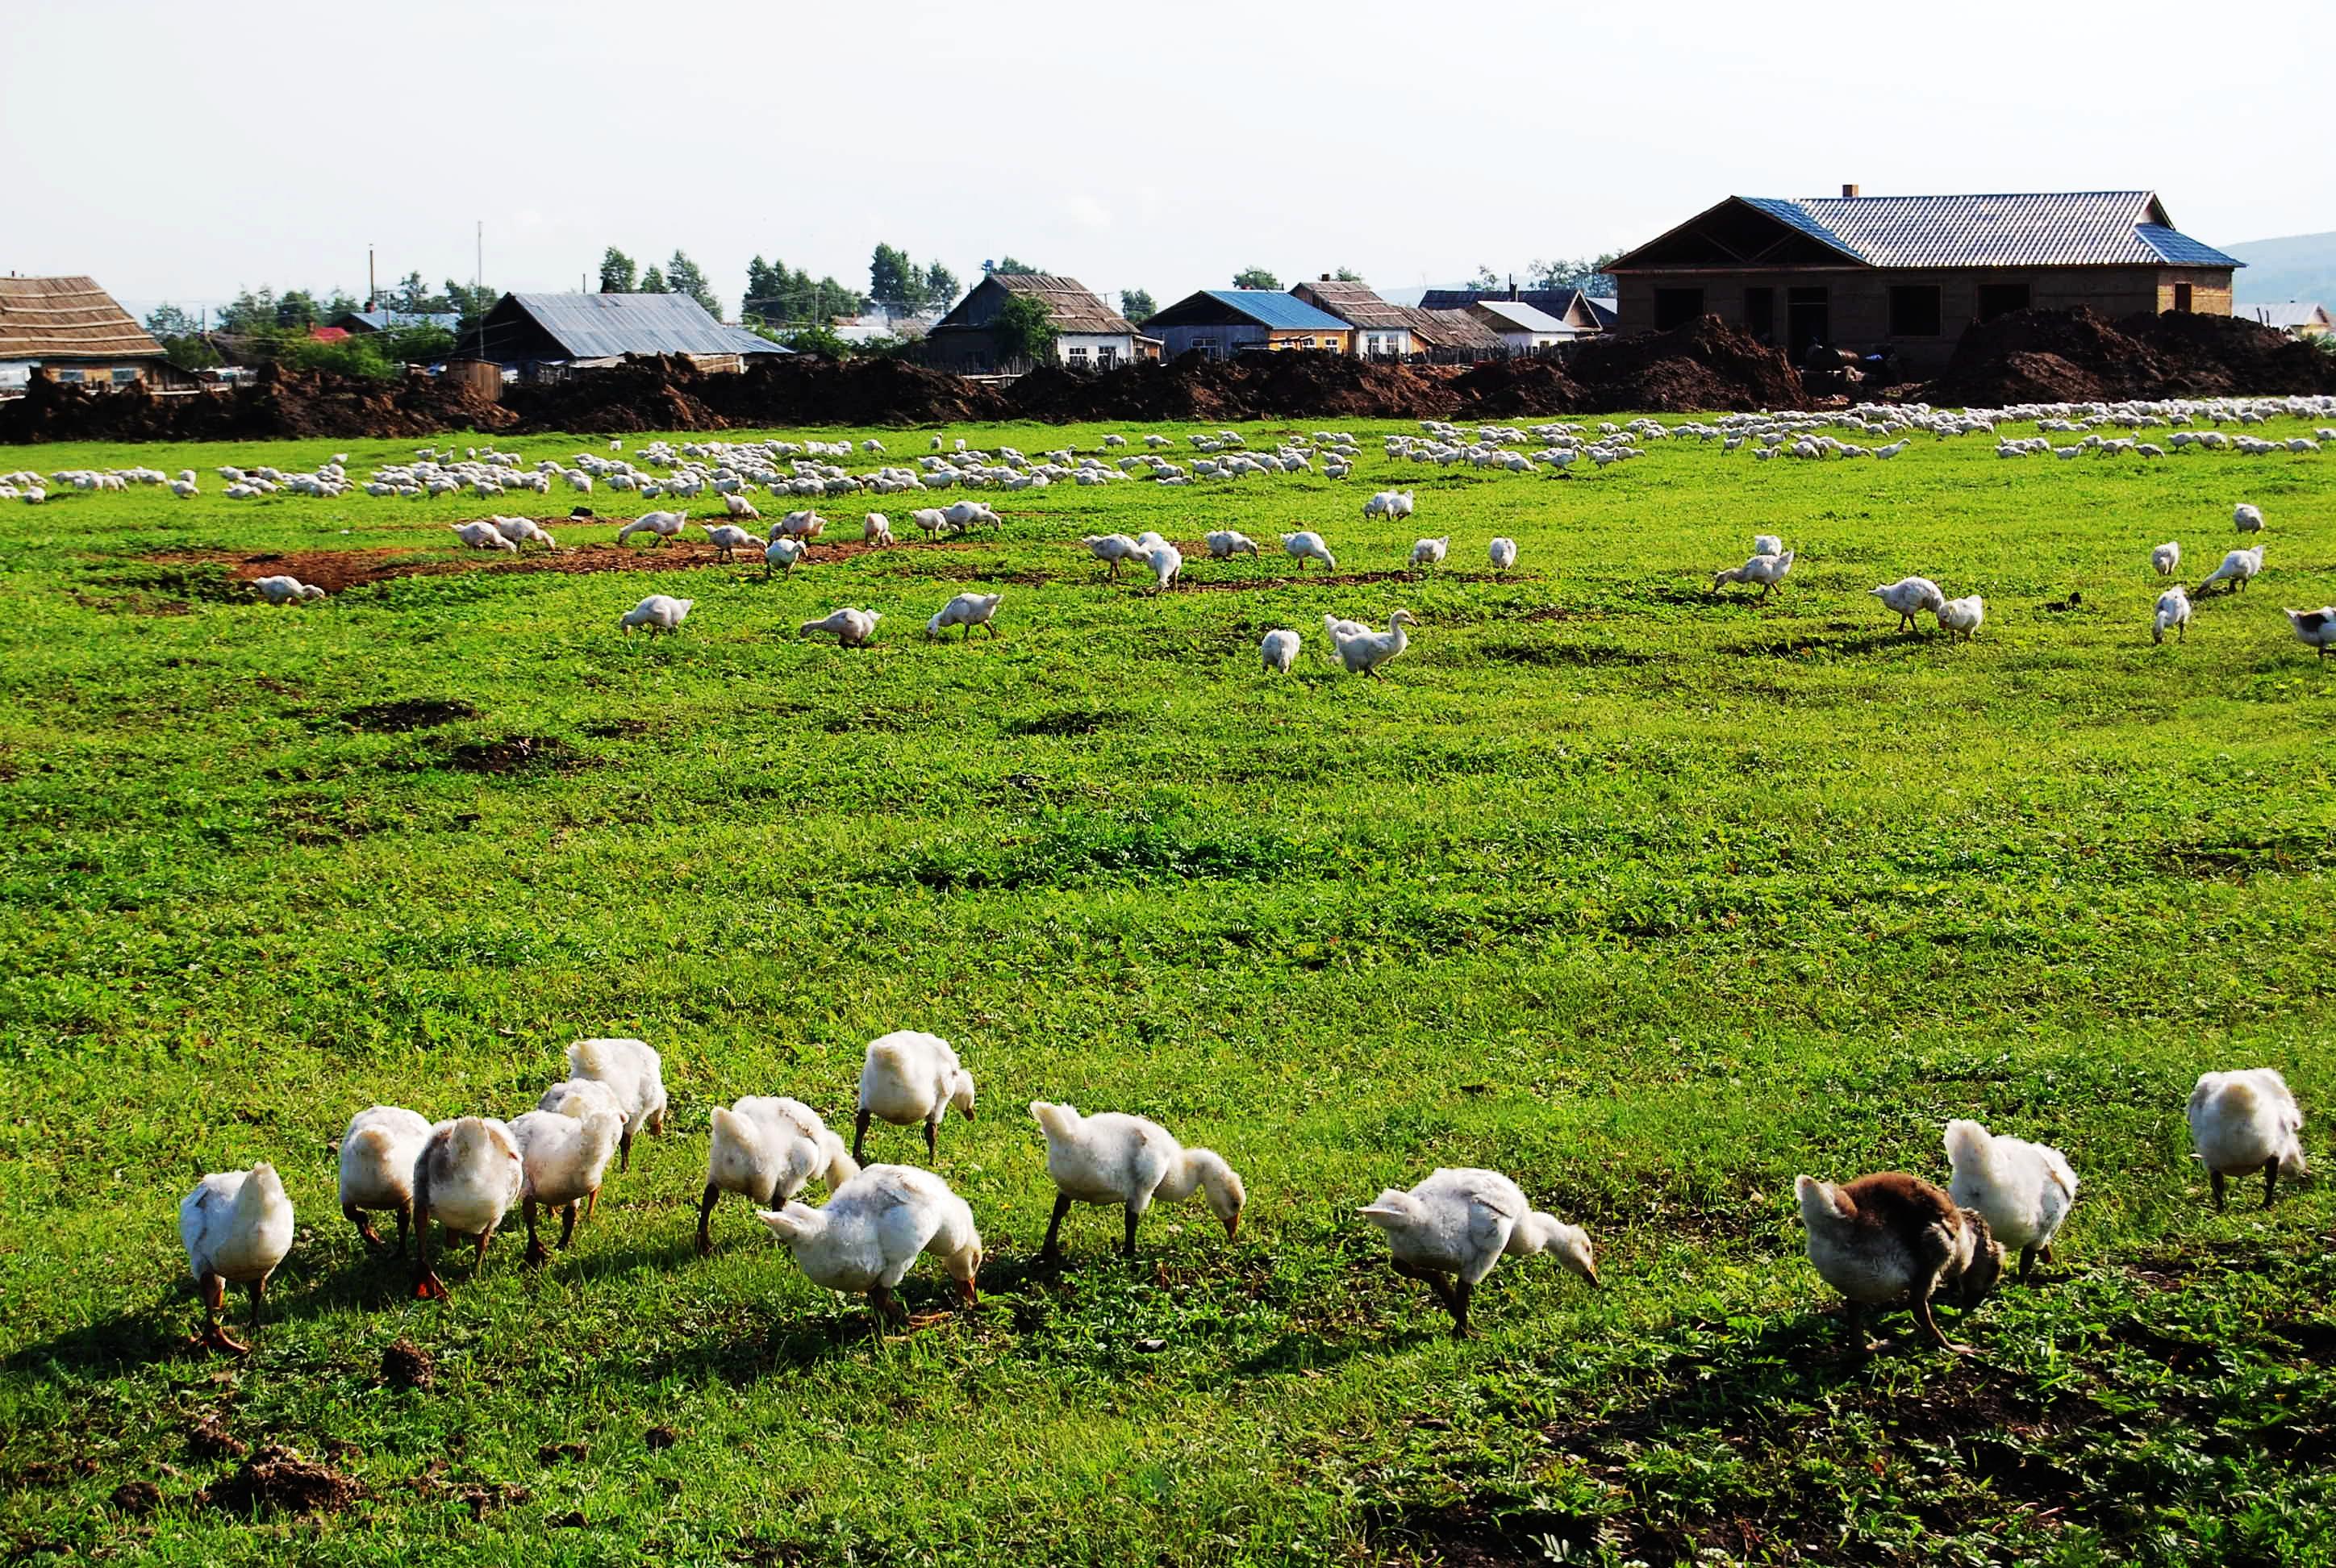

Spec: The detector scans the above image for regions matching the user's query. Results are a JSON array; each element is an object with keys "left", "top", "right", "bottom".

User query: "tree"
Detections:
[
  {"left": 215, "top": 288, "right": 277, "bottom": 335},
  {"left": 599, "top": 248, "right": 638, "bottom": 293},
  {"left": 373, "top": 323, "right": 457, "bottom": 365},
  {"left": 1232, "top": 267, "right": 1279, "bottom": 290},
  {"left": 924, "top": 261, "right": 958, "bottom": 311},
  {"left": 639, "top": 265, "right": 668, "bottom": 294},
  {"left": 665, "top": 250, "right": 720, "bottom": 316},
  {"left": 161, "top": 335, "right": 223, "bottom": 371},
  {"left": 1470, "top": 265, "right": 1500, "bottom": 290},
  {"left": 1528, "top": 252, "right": 1622, "bottom": 297},
  {"left": 390, "top": 272, "right": 438, "bottom": 313},
  {"left": 1119, "top": 288, "right": 1157, "bottom": 323},
  {"left": 987, "top": 256, "right": 1040, "bottom": 275},
  {"left": 993, "top": 292, "right": 1058, "bottom": 363},
  {"left": 869, "top": 243, "right": 924, "bottom": 312},
  {"left": 273, "top": 290, "right": 323, "bottom": 330},
  {"left": 1332, "top": 267, "right": 1364, "bottom": 282},
  {"left": 144, "top": 303, "right": 202, "bottom": 339}
]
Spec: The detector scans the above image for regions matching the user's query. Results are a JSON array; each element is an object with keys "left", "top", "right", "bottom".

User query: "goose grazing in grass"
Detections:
[
  {"left": 617, "top": 511, "right": 687, "bottom": 548},
  {"left": 699, "top": 1096, "right": 861, "bottom": 1253},
  {"left": 1944, "top": 1120, "right": 2077, "bottom": 1279},
  {"left": 2155, "top": 584, "right": 2192, "bottom": 644},
  {"left": 854, "top": 1030, "right": 974, "bottom": 1162},
  {"left": 1081, "top": 534, "right": 1145, "bottom": 578},
  {"left": 2234, "top": 503, "right": 2264, "bottom": 534},
  {"left": 490, "top": 515, "right": 557, "bottom": 552},
  {"left": 1143, "top": 541, "right": 1183, "bottom": 593},
  {"left": 764, "top": 537, "right": 808, "bottom": 576},
  {"left": 411, "top": 1116, "right": 525, "bottom": 1299},
  {"left": 536, "top": 1078, "right": 628, "bottom": 1219},
  {"left": 2282, "top": 607, "right": 2336, "bottom": 658},
  {"left": 1935, "top": 594, "right": 1985, "bottom": 642},
  {"left": 1870, "top": 576, "right": 1946, "bottom": 632},
  {"left": 1408, "top": 536, "right": 1450, "bottom": 570},
  {"left": 2152, "top": 540, "right": 2181, "bottom": 577},
  {"left": 863, "top": 512, "right": 893, "bottom": 547},
  {"left": 1752, "top": 534, "right": 1784, "bottom": 558},
  {"left": 252, "top": 574, "right": 326, "bottom": 604},
  {"left": 1260, "top": 628, "right": 1301, "bottom": 674},
  {"left": 337, "top": 1106, "right": 432, "bottom": 1257},
  {"left": 1795, "top": 1171, "right": 2002, "bottom": 1353},
  {"left": 799, "top": 607, "right": 882, "bottom": 647},
  {"left": 450, "top": 520, "right": 518, "bottom": 553},
  {"left": 1030, "top": 1102, "right": 1245, "bottom": 1262},
  {"left": 509, "top": 1101, "right": 624, "bottom": 1264},
  {"left": 2198, "top": 544, "right": 2263, "bottom": 595},
  {"left": 1281, "top": 531, "right": 1337, "bottom": 571},
  {"left": 756, "top": 1164, "right": 982, "bottom": 1331},
  {"left": 1205, "top": 530, "right": 1261, "bottom": 559},
  {"left": 703, "top": 522, "right": 759, "bottom": 562},
  {"left": 1712, "top": 550, "right": 1794, "bottom": 598},
  {"left": 565, "top": 1037, "right": 668, "bottom": 1171},
  {"left": 1358, "top": 1169, "right": 1596, "bottom": 1339},
  {"left": 1488, "top": 536, "right": 1517, "bottom": 573},
  {"left": 1330, "top": 610, "right": 1418, "bottom": 678},
  {"left": 180, "top": 1163, "right": 295, "bottom": 1353},
  {"left": 618, "top": 594, "right": 692, "bottom": 635},
  {"left": 927, "top": 592, "right": 1003, "bottom": 641},
  {"left": 2188, "top": 1069, "right": 2306, "bottom": 1209}
]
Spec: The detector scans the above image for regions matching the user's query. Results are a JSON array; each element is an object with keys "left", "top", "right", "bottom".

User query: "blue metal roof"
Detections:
[
  {"left": 498, "top": 293, "right": 787, "bottom": 359},
  {"left": 1201, "top": 290, "right": 1353, "bottom": 332},
  {"left": 1733, "top": 192, "right": 2242, "bottom": 270}
]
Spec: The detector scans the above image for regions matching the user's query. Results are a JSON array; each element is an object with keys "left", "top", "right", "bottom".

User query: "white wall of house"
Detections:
[
  {"left": 1056, "top": 332, "right": 1136, "bottom": 369},
  {"left": 1354, "top": 327, "right": 1414, "bottom": 357}
]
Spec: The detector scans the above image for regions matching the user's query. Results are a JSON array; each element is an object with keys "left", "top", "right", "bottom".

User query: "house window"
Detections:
[
  {"left": 54, "top": 368, "right": 84, "bottom": 382},
  {"left": 1190, "top": 336, "right": 1218, "bottom": 361},
  {"left": 1654, "top": 287, "right": 1704, "bottom": 331},
  {"left": 1787, "top": 286, "right": 1829, "bottom": 351},
  {"left": 1888, "top": 285, "right": 1942, "bottom": 337},
  {"left": 1744, "top": 287, "right": 1775, "bottom": 343},
  {"left": 112, "top": 367, "right": 140, "bottom": 384},
  {"left": 2174, "top": 282, "right": 2194, "bottom": 313},
  {"left": 1098, "top": 346, "right": 1116, "bottom": 368},
  {"left": 1067, "top": 346, "right": 1089, "bottom": 366},
  {"left": 1976, "top": 283, "right": 2030, "bottom": 321}
]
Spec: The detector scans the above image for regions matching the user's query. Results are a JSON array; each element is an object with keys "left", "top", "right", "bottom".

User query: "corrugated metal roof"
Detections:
[
  {"left": 0, "top": 276, "right": 165, "bottom": 361},
  {"left": 1739, "top": 192, "right": 2242, "bottom": 269},
  {"left": 341, "top": 309, "right": 462, "bottom": 332},
  {"left": 2240, "top": 301, "right": 2333, "bottom": 328},
  {"left": 498, "top": 293, "right": 786, "bottom": 359},
  {"left": 1470, "top": 298, "right": 1568, "bottom": 332},
  {"left": 1200, "top": 290, "right": 1352, "bottom": 331}
]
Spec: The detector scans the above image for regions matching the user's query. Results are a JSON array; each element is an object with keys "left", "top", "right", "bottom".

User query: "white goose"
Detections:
[
  {"left": 565, "top": 1037, "right": 667, "bottom": 1170},
  {"left": 699, "top": 1096, "right": 861, "bottom": 1253},
  {"left": 1029, "top": 1102, "right": 1245, "bottom": 1261},
  {"left": 337, "top": 1105, "right": 432, "bottom": 1256},
  {"left": 757, "top": 1164, "right": 983, "bottom": 1329},
  {"left": 1870, "top": 577, "right": 1946, "bottom": 632},
  {"left": 854, "top": 1030, "right": 975, "bottom": 1161},
  {"left": 1330, "top": 610, "right": 1418, "bottom": 678},
  {"left": 799, "top": 607, "right": 882, "bottom": 646},
  {"left": 510, "top": 1100, "right": 624, "bottom": 1264},
  {"left": 1358, "top": 1169, "right": 1596, "bottom": 1338},
  {"left": 180, "top": 1163, "right": 296, "bottom": 1353},
  {"left": 411, "top": 1116, "right": 525, "bottom": 1299}
]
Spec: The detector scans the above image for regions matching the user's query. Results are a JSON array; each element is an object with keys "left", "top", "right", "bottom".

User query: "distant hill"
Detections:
[{"left": 2222, "top": 231, "right": 2336, "bottom": 312}]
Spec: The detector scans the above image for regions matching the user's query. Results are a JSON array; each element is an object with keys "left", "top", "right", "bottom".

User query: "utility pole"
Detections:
[{"left": 367, "top": 245, "right": 376, "bottom": 312}]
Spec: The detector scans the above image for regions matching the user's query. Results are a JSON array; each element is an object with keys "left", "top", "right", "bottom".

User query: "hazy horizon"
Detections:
[{"left": 6, "top": 0, "right": 2329, "bottom": 323}]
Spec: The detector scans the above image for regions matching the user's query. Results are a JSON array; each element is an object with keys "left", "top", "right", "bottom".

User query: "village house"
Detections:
[
  {"left": 475, "top": 292, "right": 786, "bottom": 375},
  {"left": 918, "top": 273, "right": 1137, "bottom": 373},
  {"left": 332, "top": 308, "right": 463, "bottom": 336},
  {"left": 2241, "top": 301, "right": 2332, "bottom": 338},
  {"left": 1420, "top": 286, "right": 1616, "bottom": 336},
  {"left": 1606, "top": 188, "right": 2242, "bottom": 370},
  {"left": 1464, "top": 297, "right": 1575, "bottom": 350},
  {"left": 0, "top": 275, "right": 194, "bottom": 390},
  {"left": 1142, "top": 290, "right": 1355, "bottom": 360},
  {"left": 1288, "top": 277, "right": 1420, "bottom": 357}
]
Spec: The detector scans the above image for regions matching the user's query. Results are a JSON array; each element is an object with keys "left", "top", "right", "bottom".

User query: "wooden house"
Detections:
[
  {"left": 1290, "top": 277, "right": 1420, "bottom": 357},
  {"left": 475, "top": 293, "right": 786, "bottom": 373},
  {"left": 1420, "top": 286, "right": 1613, "bottom": 336},
  {"left": 0, "top": 275, "right": 190, "bottom": 389},
  {"left": 1606, "top": 188, "right": 2242, "bottom": 369},
  {"left": 2241, "top": 301, "right": 2333, "bottom": 338},
  {"left": 1142, "top": 290, "right": 1354, "bottom": 360},
  {"left": 919, "top": 273, "right": 1137, "bottom": 372}
]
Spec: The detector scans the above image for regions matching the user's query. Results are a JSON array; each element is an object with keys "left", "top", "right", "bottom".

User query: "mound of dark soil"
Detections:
[
  {"left": 186, "top": 1417, "right": 247, "bottom": 1461},
  {"left": 198, "top": 1444, "right": 362, "bottom": 1516},
  {"left": 339, "top": 698, "right": 479, "bottom": 733},
  {"left": 1935, "top": 307, "right": 2336, "bottom": 405},
  {"left": 442, "top": 735, "right": 574, "bottom": 775},
  {"left": 0, "top": 363, "right": 515, "bottom": 444},
  {"left": 1556, "top": 316, "right": 1808, "bottom": 413},
  {"left": 111, "top": 1480, "right": 162, "bottom": 1516}
]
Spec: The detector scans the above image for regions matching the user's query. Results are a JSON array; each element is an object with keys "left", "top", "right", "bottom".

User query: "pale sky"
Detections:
[{"left": 4, "top": 0, "right": 2327, "bottom": 321}]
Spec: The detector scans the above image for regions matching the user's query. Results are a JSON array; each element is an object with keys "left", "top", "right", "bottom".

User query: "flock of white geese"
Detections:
[{"left": 181, "top": 1032, "right": 2306, "bottom": 1354}]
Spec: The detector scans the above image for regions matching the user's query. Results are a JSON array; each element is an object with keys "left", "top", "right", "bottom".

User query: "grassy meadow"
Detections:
[{"left": 2, "top": 413, "right": 2333, "bottom": 1566}]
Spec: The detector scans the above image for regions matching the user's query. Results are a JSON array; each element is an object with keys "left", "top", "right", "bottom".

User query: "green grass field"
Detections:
[{"left": 2, "top": 415, "right": 2332, "bottom": 1566}]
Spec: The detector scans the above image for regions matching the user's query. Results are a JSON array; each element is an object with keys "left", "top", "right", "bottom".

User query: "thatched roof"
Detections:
[
  {"left": 0, "top": 276, "right": 166, "bottom": 361},
  {"left": 1400, "top": 307, "right": 1506, "bottom": 351},
  {"left": 985, "top": 273, "right": 1135, "bottom": 335}
]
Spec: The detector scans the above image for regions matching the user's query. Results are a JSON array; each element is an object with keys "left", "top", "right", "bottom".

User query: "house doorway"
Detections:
[{"left": 1787, "top": 287, "right": 1829, "bottom": 353}]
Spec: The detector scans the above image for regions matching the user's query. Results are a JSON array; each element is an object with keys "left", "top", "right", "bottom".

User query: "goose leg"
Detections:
[
  {"left": 2210, "top": 1170, "right": 2228, "bottom": 1211},
  {"left": 412, "top": 1174, "right": 448, "bottom": 1300},
  {"left": 475, "top": 1225, "right": 494, "bottom": 1274},
  {"left": 1448, "top": 1279, "right": 1475, "bottom": 1341},
  {"left": 924, "top": 1120, "right": 938, "bottom": 1161},
  {"left": 853, "top": 1110, "right": 871, "bottom": 1164},
  {"left": 2019, "top": 1244, "right": 2038, "bottom": 1282},
  {"left": 395, "top": 1202, "right": 411, "bottom": 1260},
  {"left": 867, "top": 1282, "right": 907, "bottom": 1332},
  {"left": 2263, "top": 1157, "right": 2280, "bottom": 1208},
  {"left": 1040, "top": 1192, "right": 1073, "bottom": 1265},
  {"left": 559, "top": 1202, "right": 578, "bottom": 1249},
  {"left": 344, "top": 1202, "right": 387, "bottom": 1253},
  {"left": 1123, "top": 1204, "right": 1141, "bottom": 1260},
  {"left": 695, "top": 1182, "right": 722, "bottom": 1256},
  {"left": 1908, "top": 1281, "right": 1974, "bottom": 1354},
  {"left": 618, "top": 1128, "right": 633, "bottom": 1174},
  {"left": 246, "top": 1278, "right": 266, "bottom": 1344},
  {"left": 198, "top": 1271, "right": 248, "bottom": 1354}
]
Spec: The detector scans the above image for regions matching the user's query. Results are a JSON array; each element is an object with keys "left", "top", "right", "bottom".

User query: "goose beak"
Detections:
[
  {"left": 1224, "top": 1211, "right": 1241, "bottom": 1241},
  {"left": 958, "top": 1277, "right": 979, "bottom": 1307}
]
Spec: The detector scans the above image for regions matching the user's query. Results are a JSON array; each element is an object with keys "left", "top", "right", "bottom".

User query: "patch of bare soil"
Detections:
[
  {"left": 198, "top": 1444, "right": 363, "bottom": 1517},
  {"left": 440, "top": 735, "right": 577, "bottom": 775},
  {"left": 186, "top": 1417, "right": 247, "bottom": 1461},
  {"left": 339, "top": 699, "right": 478, "bottom": 733},
  {"left": 110, "top": 1480, "right": 161, "bottom": 1516},
  {"left": 143, "top": 537, "right": 974, "bottom": 596},
  {"left": 380, "top": 1339, "right": 434, "bottom": 1390},
  {"left": 644, "top": 1425, "right": 679, "bottom": 1450},
  {"left": 1178, "top": 569, "right": 1418, "bottom": 594}
]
